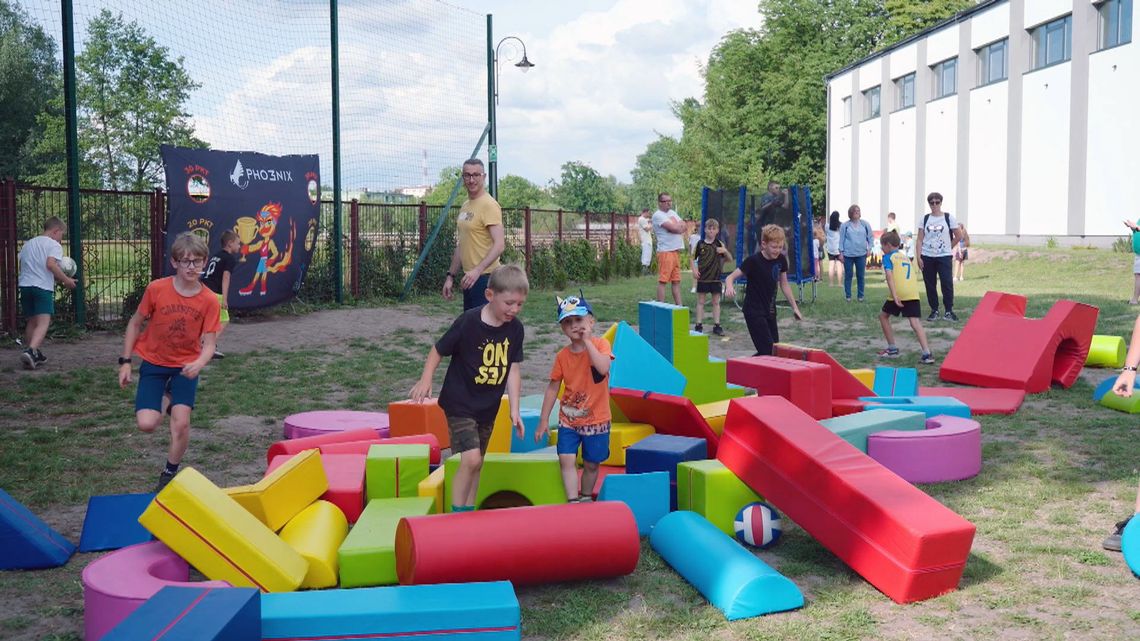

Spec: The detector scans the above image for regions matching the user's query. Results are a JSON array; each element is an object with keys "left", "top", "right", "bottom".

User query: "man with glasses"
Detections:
[
  {"left": 652, "top": 193, "right": 688, "bottom": 305},
  {"left": 916, "top": 192, "right": 961, "bottom": 322},
  {"left": 444, "top": 158, "right": 506, "bottom": 310}
]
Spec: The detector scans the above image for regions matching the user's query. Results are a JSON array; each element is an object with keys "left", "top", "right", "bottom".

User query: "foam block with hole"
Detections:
[
  {"left": 226, "top": 448, "right": 328, "bottom": 531},
  {"left": 339, "top": 497, "right": 435, "bottom": 588},
  {"left": 79, "top": 493, "right": 155, "bottom": 553},
  {"left": 0, "top": 487, "right": 75, "bottom": 569},
  {"left": 279, "top": 500, "right": 348, "bottom": 589},
  {"left": 442, "top": 453, "right": 566, "bottom": 511},
  {"left": 597, "top": 472, "right": 669, "bottom": 535},
  {"left": 366, "top": 444, "right": 431, "bottom": 501},
  {"left": 820, "top": 408, "right": 927, "bottom": 453},
  {"left": 388, "top": 398, "right": 451, "bottom": 448},
  {"left": 269, "top": 453, "right": 365, "bottom": 524},
  {"left": 282, "top": 410, "right": 390, "bottom": 440},
  {"left": 677, "top": 459, "right": 762, "bottom": 536},
  {"left": 101, "top": 586, "right": 259, "bottom": 641}
]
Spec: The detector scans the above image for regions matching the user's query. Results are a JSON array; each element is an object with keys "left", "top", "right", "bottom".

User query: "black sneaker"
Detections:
[
  {"left": 920, "top": 352, "right": 936, "bottom": 364},
  {"left": 1103, "top": 516, "right": 1132, "bottom": 552},
  {"left": 33, "top": 349, "right": 46, "bottom": 364},
  {"left": 156, "top": 469, "right": 177, "bottom": 493},
  {"left": 712, "top": 324, "right": 725, "bottom": 336},
  {"left": 694, "top": 323, "right": 704, "bottom": 333},
  {"left": 927, "top": 311, "right": 940, "bottom": 321},
  {"left": 944, "top": 311, "right": 959, "bottom": 322},
  {"left": 20, "top": 349, "right": 36, "bottom": 370}
]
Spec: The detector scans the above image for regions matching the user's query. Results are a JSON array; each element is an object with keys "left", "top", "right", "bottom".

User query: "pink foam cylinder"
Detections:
[
  {"left": 282, "top": 410, "right": 390, "bottom": 440},
  {"left": 395, "top": 502, "right": 639, "bottom": 586},
  {"left": 867, "top": 415, "right": 982, "bottom": 483},
  {"left": 82, "top": 540, "right": 230, "bottom": 641},
  {"left": 320, "top": 433, "right": 441, "bottom": 465}
]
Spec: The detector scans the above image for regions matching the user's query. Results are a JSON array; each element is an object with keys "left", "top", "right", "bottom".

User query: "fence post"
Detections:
[
  {"left": 149, "top": 189, "right": 162, "bottom": 279},
  {"left": 609, "top": 212, "right": 615, "bottom": 256},
  {"left": 1, "top": 178, "right": 16, "bottom": 335},
  {"left": 557, "top": 209, "right": 563, "bottom": 243},
  {"left": 418, "top": 201, "right": 428, "bottom": 252},
  {"left": 524, "top": 207, "right": 532, "bottom": 274},
  {"left": 585, "top": 211, "right": 590, "bottom": 240},
  {"left": 350, "top": 199, "right": 360, "bottom": 299}
]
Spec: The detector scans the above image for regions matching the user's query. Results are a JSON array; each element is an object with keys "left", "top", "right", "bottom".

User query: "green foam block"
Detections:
[
  {"left": 1100, "top": 391, "right": 1140, "bottom": 414},
  {"left": 677, "top": 459, "right": 762, "bottom": 536},
  {"left": 819, "top": 409, "right": 926, "bottom": 453},
  {"left": 366, "top": 444, "right": 430, "bottom": 501},
  {"left": 337, "top": 497, "right": 434, "bottom": 587},
  {"left": 443, "top": 452, "right": 566, "bottom": 512}
]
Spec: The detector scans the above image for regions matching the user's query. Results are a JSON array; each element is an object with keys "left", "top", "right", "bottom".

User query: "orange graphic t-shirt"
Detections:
[
  {"left": 133, "top": 277, "right": 221, "bottom": 367},
  {"left": 550, "top": 336, "right": 614, "bottom": 434}
]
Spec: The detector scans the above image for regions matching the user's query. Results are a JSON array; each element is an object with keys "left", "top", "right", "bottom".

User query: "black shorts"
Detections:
[
  {"left": 695, "top": 281, "right": 723, "bottom": 294},
  {"left": 881, "top": 299, "right": 921, "bottom": 318},
  {"left": 827, "top": 253, "right": 840, "bottom": 261}
]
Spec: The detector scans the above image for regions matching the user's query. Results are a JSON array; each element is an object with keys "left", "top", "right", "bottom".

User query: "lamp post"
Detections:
[{"left": 487, "top": 19, "right": 534, "bottom": 200}]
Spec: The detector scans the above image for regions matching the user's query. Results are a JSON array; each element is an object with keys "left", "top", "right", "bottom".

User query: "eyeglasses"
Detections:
[
  {"left": 177, "top": 258, "right": 205, "bottom": 268},
  {"left": 928, "top": 199, "right": 942, "bottom": 204},
  {"left": 659, "top": 199, "right": 672, "bottom": 204},
  {"left": 462, "top": 172, "right": 483, "bottom": 179}
]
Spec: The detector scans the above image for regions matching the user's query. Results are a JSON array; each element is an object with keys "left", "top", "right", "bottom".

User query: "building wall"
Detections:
[
  {"left": 967, "top": 81, "right": 1009, "bottom": 235},
  {"left": 1085, "top": 33, "right": 1140, "bottom": 235}
]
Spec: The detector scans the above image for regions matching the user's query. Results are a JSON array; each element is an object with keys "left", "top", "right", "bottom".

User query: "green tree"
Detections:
[
  {"left": 424, "top": 166, "right": 462, "bottom": 206},
  {"left": 630, "top": 135, "right": 681, "bottom": 211},
  {"left": 550, "top": 161, "right": 616, "bottom": 213},
  {"left": 497, "top": 174, "right": 546, "bottom": 210},
  {"left": 78, "top": 10, "right": 204, "bottom": 189},
  {"left": 0, "top": 1, "right": 59, "bottom": 180}
]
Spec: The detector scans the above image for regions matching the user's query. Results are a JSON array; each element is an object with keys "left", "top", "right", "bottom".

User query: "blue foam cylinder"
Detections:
[
  {"left": 103, "top": 586, "right": 259, "bottom": 640},
  {"left": 0, "top": 487, "right": 75, "bottom": 569},
  {"left": 261, "top": 581, "right": 520, "bottom": 640},
  {"left": 1124, "top": 515, "right": 1140, "bottom": 579},
  {"left": 598, "top": 472, "right": 670, "bottom": 535},
  {"left": 649, "top": 511, "right": 803, "bottom": 620}
]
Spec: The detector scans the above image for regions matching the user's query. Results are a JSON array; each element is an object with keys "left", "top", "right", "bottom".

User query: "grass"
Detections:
[{"left": 1, "top": 244, "right": 1139, "bottom": 640}]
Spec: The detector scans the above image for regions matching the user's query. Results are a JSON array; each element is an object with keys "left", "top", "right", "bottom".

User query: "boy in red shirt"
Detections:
[
  {"left": 537, "top": 292, "right": 614, "bottom": 502},
  {"left": 118, "top": 232, "right": 221, "bottom": 491}
]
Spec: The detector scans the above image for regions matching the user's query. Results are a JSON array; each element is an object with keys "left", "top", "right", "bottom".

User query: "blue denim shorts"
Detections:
[
  {"left": 556, "top": 426, "right": 610, "bottom": 464},
  {"left": 135, "top": 360, "right": 199, "bottom": 412}
]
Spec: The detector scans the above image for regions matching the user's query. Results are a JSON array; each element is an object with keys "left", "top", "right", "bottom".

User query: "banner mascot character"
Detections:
[{"left": 239, "top": 202, "right": 297, "bottom": 296}]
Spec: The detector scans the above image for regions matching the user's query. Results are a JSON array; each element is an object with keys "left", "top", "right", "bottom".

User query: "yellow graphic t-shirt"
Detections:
[
  {"left": 457, "top": 193, "right": 503, "bottom": 275},
  {"left": 884, "top": 250, "right": 919, "bottom": 301}
]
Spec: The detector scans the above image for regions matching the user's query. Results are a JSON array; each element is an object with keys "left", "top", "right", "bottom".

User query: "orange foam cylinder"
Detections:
[{"left": 395, "top": 502, "right": 639, "bottom": 586}]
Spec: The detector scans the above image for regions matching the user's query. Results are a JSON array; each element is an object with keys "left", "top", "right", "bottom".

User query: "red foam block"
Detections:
[
  {"left": 939, "top": 291, "right": 1098, "bottom": 393},
  {"left": 726, "top": 356, "right": 832, "bottom": 419},
  {"left": 266, "top": 428, "right": 378, "bottom": 465},
  {"left": 718, "top": 396, "right": 975, "bottom": 603},
  {"left": 774, "top": 343, "right": 874, "bottom": 399},
  {"left": 918, "top": 386, "right": 1025, "bottom": 415},
  {"left": 268, "top": 453, "right": 366, "bottom": 523},
  {"left": 610, "top": 388, "right": 720, "bottom": 457},
  {"left": 319, "top": 434, "right": 441, "bottom": 465},
  {"left": 394, "top": 502, "right": 639, "bottom": 586}
]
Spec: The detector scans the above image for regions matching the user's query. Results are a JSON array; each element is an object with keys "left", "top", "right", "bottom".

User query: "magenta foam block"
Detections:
[{"left": 283, "top": 410, "right": 390, "bottom": 440}]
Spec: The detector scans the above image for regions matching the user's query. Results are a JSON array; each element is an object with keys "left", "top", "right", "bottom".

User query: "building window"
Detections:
[
  {"left": 977, "top": 39, "right": 1008, "bottom": 86},
  {"left": 1099, "top": 0, "right": 1133, "bottom": 49},
  {"left": 895, "top": 73, "right": 915, "bottom": 109},
  {"left": 842, "top": 96, "right": 852, "bottom": 125},
  {"left": 863, "top": 86, "right": 880, "bottom": 119},
  {"left": 1031, "top": 15, "right": 1072, "bottom": 68},
  {"left": 932, "top": 58, "right": 957, "bottom": 99}
]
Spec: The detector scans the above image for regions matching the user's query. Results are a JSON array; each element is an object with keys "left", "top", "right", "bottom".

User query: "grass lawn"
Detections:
[{"left": 1, "top": 244, "right": 1139, "bottom": 640}]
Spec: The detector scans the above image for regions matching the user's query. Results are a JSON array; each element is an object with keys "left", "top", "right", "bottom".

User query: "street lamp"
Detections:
[{"left": 488, "top": 32, "right": 534, "bottom": 199}]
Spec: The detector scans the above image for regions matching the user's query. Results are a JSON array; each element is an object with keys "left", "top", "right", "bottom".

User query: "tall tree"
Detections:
[
  {"left": 497, "top": 174, "right": 547, "bottom": 210},
  {"left": 550, "top": 161, "right": 616, "bottom": 213},
  {"left": 0, "top": 1, "right": 59, "bottom": 180}
]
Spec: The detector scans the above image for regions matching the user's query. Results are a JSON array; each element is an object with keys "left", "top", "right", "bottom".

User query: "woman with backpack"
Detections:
[{"left": 916, "top": 192, "right": 961, "bottom": 322}]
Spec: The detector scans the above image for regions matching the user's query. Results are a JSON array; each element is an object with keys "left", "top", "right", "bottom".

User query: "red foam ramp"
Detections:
[
  {"left": 395, "top": 502, "right": 639, "bottom": 586},
  {"left": 718, "top": 396, "right": 975, "bottom": 603},
  {"left": 266, "top": 428, "right": 378, "bottom": 464},
  {"left": 774, "top": 343, "right": 874, "bottom": 399},
  {"left": 918, "top": 387, "right": 1025, "bottom": 415},
  {"left": 268, "top": 453, "right": 366, "bottom": 523},
  {"left": 939, "top": 292, "right": 1098, "bottom": 393},
  {"left": 319, "top": 434, "right": 441, "bottom": 465},
  {"left": 726, "top": 356, "right": 832, "bottom": 419},
  {"left": 610, "top": 388, "right": 720, "bottom": 457}
]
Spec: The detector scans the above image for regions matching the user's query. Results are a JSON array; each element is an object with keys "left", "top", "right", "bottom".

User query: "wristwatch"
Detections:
[
  {"left": 118, "top": 357, "right": 132, "bottom": 365},
  {"left": 445, "top": 272, "right": 454, "bottom": 279},
  {"left": 1124, "top": 365, "right": 1138, "bottom": 372}
]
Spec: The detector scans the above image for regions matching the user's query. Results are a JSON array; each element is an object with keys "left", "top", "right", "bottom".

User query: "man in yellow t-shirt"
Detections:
[
  {"left": 444, "top": 158, "right": 506, "bottom": 310},
  {"left": 877, "top": 231, "right": 934, "bottom": 364}
]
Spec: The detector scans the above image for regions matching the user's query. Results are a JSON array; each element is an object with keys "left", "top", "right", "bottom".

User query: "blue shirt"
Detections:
[{"left": 838, "top": 219, "right": 874, "bottom": 257}]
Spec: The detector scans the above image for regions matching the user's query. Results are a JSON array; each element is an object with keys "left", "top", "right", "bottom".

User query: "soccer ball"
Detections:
[
  {"left": 58, "top": 256, "right": 77, "bottom": 278},
  {"left": 733, "top": 501, "right": 783, "bottom": 548}
]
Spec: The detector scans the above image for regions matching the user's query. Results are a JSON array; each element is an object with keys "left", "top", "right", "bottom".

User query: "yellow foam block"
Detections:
[
  {"left": 417, "top": 465, "right": 446, "bottom": 514},
  {"left": 139, "top": 467, "right": 308, "bottom": 592},
  {"left": 696, "top": 399, "right": 732, "bottom": 436},
  {"left": 278, "top": 500, "right": 348, "bottom": 589},
  {"left": 549, "top": 421, "right": 654, "bottom": 466},
  {"left": 487, "top": 396, "right": 513, "bottom": 454},
  {"left": 849, "top": 368, "right": 875, "bottom": 389},
  {"left": 226, "top": 448, "right": 328, "bottom": 531}
]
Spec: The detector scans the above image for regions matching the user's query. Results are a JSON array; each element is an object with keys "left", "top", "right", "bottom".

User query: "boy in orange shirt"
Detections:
[
  {"left": 537, "top": 292, "right": 614, "bottom": 502},
  {"left": 118, "top": 232, "right": 221, "bottom": 491}
]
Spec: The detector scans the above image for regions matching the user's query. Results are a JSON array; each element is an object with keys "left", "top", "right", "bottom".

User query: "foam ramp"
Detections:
[
  {"left": 608, "top": 321, "right": 687, "bottom": 396},
  {"left": 611, "top": 388, "right": 721, "bottom": 457},
  {"left": 918, "top": 386, "right": 1025, "bottom": 415},
  {"left": 269, "top": 452, "right": 365, "bottom": 524},
  {"left": 101, "top": 586, "right": 259, "bottom": 641},
  {"left": 650, "top": 511, "right": 803, "bottom": 620},
  {"left": 0, "top": 487, "right": 75, "bottom": 569},
  {"left": 79, "top": 493, "right": 155, "bottom": 552}
]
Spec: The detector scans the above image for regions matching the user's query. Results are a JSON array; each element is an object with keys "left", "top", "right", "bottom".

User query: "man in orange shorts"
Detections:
[{"left": 651, "top": 192, "right": 687, "bottom": 305}]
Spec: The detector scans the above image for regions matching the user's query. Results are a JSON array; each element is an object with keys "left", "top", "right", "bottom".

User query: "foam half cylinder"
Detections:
[
  {"left": 649, "top": 511, "right": 803, "bottom": 620},
  {"left": 395, "top": 502, "right": 639, "bottom": 586}
]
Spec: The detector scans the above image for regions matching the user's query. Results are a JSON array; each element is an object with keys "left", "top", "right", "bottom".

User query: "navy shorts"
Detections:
[
  {"left": 462, "top": 273, "right": 491, "bottom": 311},
  {"left": 556, "top": 426, "right": 610, "bottom": 464},
  {"left": 135, "top": 360, "right": 199, "bottom": 412}
]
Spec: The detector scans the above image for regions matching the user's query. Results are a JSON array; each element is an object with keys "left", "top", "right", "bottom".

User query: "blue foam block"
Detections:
[
  {"left": 79, "top": 493, "right": 155, "bottom": 552},
  {"left": 873, "top": 367, "right": 919, "bottom": 397},
  {"left": 0, "top": 487, "right": 75, "bottom": 569},
  {"left": 261, "top": 581, "right": 520, "bottom": 640},
  {"left": 858, "top": 395, "right": 971, "bottom": 419},
  {"left": 598, "top": 472, "right": 670, "bottom": 535},
  {"left": 509, "top": 410, "right": 547, "bottom": 453},
  {"left": 103, "top": 586, "right": 260, "bottom": 641},
  {"left": 625, "top": 434, "right": 707, "bottom": 483},
  {"left": 1093, "top": 376, "right": 1140, "bottom": 401},
  {"left": 1123, "top": 515, "right": 1140, "bottom": 579},
  {"left": 610, "top": 322, "right": 686, "bottom": 396},
  {"left": 650, "top": 511, "right": 803, "bottom": 620}
]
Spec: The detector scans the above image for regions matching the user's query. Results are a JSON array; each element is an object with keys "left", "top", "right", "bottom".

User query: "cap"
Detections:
[{"left": 556, "top": 292, "right": 592, "bottom": 322}]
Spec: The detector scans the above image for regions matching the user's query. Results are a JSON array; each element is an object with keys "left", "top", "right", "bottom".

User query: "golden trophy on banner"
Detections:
[{"left": 233, "top": 216, "right": 258, "bottom": 262}]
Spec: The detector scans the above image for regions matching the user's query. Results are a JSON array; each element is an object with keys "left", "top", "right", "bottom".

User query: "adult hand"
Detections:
[
  {"left": 461, "top": 269, "right": 480, "bottom": 290},
  {"left": 725, "top": 283, "right": 736, "bottom": 298},
  {"left": 442, "top": 276, "right": 454, "bottom": 300},
  {"left": 1114, "top": 371, "right": 1136, "bottom": 398},
  {"left": 916, "top": 256, "right": 924, "bottom": 271},
  {"left": 535, "top": 424, "right": 549, "bottom": 443},
  {"left": 118, "top": 363, "right": 132, "bottom": 388}
]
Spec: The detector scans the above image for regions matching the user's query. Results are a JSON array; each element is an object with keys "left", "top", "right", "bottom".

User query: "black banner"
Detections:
[{"left": 161, "top": 145, "right": 320, "bottom": 310}]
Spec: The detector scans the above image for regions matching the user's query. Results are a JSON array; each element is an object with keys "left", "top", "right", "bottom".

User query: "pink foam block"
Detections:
[
  {"left": 269, "top": 453, "right": 367, "bottom": 523},
  {"left": 282, "top": 410, "right": 390, "bottom": 440},
  {"left": 82, "top": 540, "right": 230, "bottom": 641},
  {"left": 867, "top": 415, "right": 982, "bottom": 484}
]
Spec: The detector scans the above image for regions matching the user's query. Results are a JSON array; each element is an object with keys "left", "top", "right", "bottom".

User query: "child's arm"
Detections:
[
  {"left": 220, "top": 270, "right": 231, "bottom": 308},
  {"left": 410, "top": 347, "right": 443, "bottom": 401},
  {"left": 536, "top": 379, "right": 560, "bottom": 442},
  {"left": 724, "top": 267, "right": 744, "bottom": 299},
  {"left": 583, "top": 338, "right": 611, "bottom": 377},
  {"left": 47, "top": 257, "right": 77, "bottom": 290},
  {"left": 1112, "top": 315, "right": 1140, "bottom": 397},
  {"left": 506, "top": 362, "right": 523, "bottom": 438},
  {"left": 778, "top": 272, "right": 803, "bottom": 320},
  {"left": 720, "top": 241, "right": 733, "bottom": 263},
  {"left": 182, "top": 333, "right": 215, "bottom": 379},
  {"left": 119, "top": 311, "right": 145, "bottom": 388},
  {"left": 884, "top": 265, "right": 901, "bottom": 305}
]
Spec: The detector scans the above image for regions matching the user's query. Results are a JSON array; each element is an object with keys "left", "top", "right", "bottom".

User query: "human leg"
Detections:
[
  {"left": 936, "top": 256, "right": 955, "bottom": 312},
  {"left": 671, "top": 282, "right": 682, "bottom": 306},
  {"left": 556, "top": 427, "right": 584, "bottom": 500},
  {"left": 1132, "top": 258, "right": 1140, "bottom": 304},
  {"left": 854, "top": 256, "right": 867, "bottom": 300},
  {"left": 579, "top": 431, "right": 609, "bottom": 499},
  {"left": 580, "top": 461, "right": 600, "bottom": 500},
  {"left": 462, "top": 273, "right": 491, "bottom": 311},
  {"left": 711, "top": 292, "right": 722, "bottom": 326},
  {"left": 879, "top": 311, "right": 895, "bottom": 346},
  {"left": 909, "top": 316, "right": 931, "bottom": 354},
  {"left": 843, "top": 257, "right": 856, "bottom": 299},
  {"left": 24, "top": 314, "right": 50, "bottom": 350},
  {"left": 744, "top": 312, "right": 776, "bottom": 356},
  {"left": 921, "top": 256, "right": 940, "bottom": 314},
  {"left": 454, "top": 448, "right": 484, "bottom": 508},
  {"left": 695, "top": 292, "right": 706, "bottom": 327}
]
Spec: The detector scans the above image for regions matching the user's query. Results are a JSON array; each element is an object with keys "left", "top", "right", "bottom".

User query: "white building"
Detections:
[{"left": 826, "top": 0, "right": 1135, "bottom": 243}]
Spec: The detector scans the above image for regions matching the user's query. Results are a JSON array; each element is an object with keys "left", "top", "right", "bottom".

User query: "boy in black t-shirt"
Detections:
[
  {"left": 725, "top": 224, "right": 803, "bottom": 356},
  {"left": 200, "top": 230, "right": 240, "bottom": 358},
  {"left": 691, "top": 218, "right": 732, "bottom": 336},
  {"left": 410, "top": 264, "right": 529, "bottom": 513}
]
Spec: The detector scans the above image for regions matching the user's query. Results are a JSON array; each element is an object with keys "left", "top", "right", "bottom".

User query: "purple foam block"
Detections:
[{"left": 283, "top": 410, "right": 390, "bottom": 440}]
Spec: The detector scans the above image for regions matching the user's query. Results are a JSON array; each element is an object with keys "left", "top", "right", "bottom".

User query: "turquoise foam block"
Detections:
[
  {"left": 820, "top": 409, "right": 926, "bottom": 453},
  {"left": 598, "top": 472, "right": 670, "bottom": 536},
  {"left": 262, "top": 581, "right": 520, "bottom": 640},
  {"left": 858, "top": 396, "right": 971, "bottom": 419},
  {"left": 0, "top": 487, "right": 75, "bottom": 569},
  {"left": 103, "top": 586, "right": 259, "bottom": 641},
  {"left": 610, "top": 322, "right": 686, "bottom": 395},
  {"left": 79, "top": 493, "right": 155, "bottom": 552},
  {"left": 509, "top": 411, "right": 547, "bottom": 453},
  {"left": 649, "top": 511, "right": 803, "bottom": 620},
  {"left": 873, "top": 367, "right": 919, "bottom": 397},
  {"left": 1123, "top": 515, "right": 1140, "bottom": 579}
]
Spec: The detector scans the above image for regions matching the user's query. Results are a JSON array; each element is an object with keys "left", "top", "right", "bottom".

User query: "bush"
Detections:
[{"left": 1112, "top": 236, "right": 1132, "bottom": 254}]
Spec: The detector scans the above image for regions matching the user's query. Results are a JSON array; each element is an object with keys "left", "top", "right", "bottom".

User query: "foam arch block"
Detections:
[
  {"left": 939, "top": 291, "right": 1098, "bottom": 393},
  {"left": 339, "top": 497, "right": 435, "bottom": 588},
  {"left": 1123, "top": 515, "right": 1140, "bottom": 578},
  {"left": 820, "top": 408, "right": 927, "bottom": 453},
  {"left": 0, "top": 487, "right": 75, "bottom": 569},
  {"left": 226, "top": 448, "right": 328, "bottom": 531},
  {"left": 677, "top": 459, "right": 762, "bottom": 536},
  {"left": 867, "top": 415, "right": 982, "bottom": 483},
  {"left": 597, "top": 472, "right": 670, "bottom": 535},
  {"left": 650, "top": 511, "right": 803, "bottom": 620},
  {"left": 279, "top": 500, "right": 348, "bottom": 589},
  {"left": 82, "top": 541, "right": 231, "bottom": 641},
  {"left": 442, "top": 452, "right": 566, "bottom": 511},
  {"left": 139, "top": 467, "right": 309, "bottom": 593},
  {"left": 261, "top": 582, "right": 520, "bottom": 641},
  {"left": 611, "top": 388, "right": 721, "bottom": 456},
  {"left": 1086, "top": 334, "right": 1126, "bottom": 368},
  {"left": 395, "top": 502, "right": 640, "bottom": 585},
  {"left": 1100, "top": 389, "right": 1140, "bottom": 414},
  {"left": 283, "top": 410, "right": 389, "bottom": 440},
  {"left": 101, "top": 586, "right": 259, "bottom": 641},
  {"left": 1092, "top": 376, "right": 1140, "bottom": 401}
]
